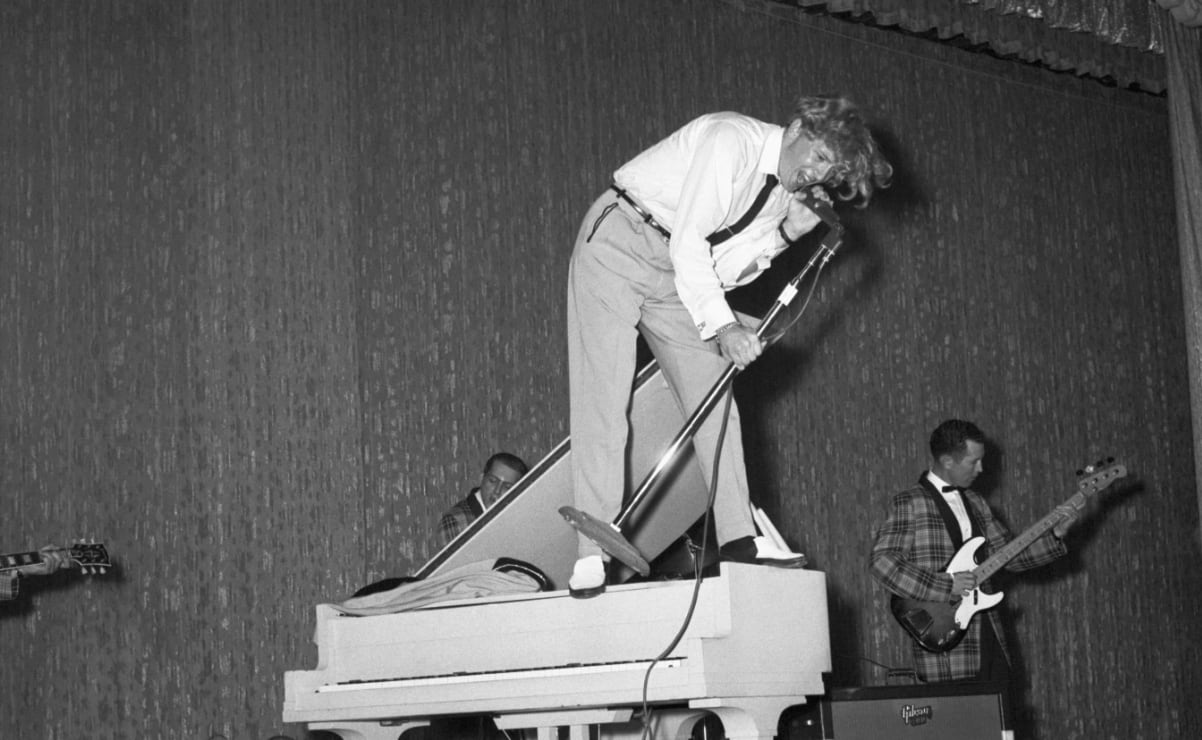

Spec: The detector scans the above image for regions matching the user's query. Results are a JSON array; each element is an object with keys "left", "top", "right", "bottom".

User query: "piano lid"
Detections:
[{"left": 418, "top": 361, "right": 714, "bottom": 590}]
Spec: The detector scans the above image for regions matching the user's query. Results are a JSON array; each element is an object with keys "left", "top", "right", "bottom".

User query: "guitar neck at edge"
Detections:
[{"left": 0, "top": 549, "right": 49, "bottom": 572}]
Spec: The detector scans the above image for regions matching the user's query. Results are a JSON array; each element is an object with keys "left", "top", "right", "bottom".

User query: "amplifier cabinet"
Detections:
[{"left": 783, "top": 682, "right": 1007, "bottom": 740}]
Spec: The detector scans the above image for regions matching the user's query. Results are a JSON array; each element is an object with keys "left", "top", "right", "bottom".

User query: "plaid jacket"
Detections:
[
  {"left": 437, "top": 489, "right": 485, "bottom": 547},
  {"left": 869, "top": 474, "right": 1067, "bottom": 682}
]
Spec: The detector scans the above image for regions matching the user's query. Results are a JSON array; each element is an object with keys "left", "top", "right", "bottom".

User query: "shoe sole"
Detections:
[
  {"left": 755, "top": 557, "right": 807, "bottom": 569},
  {"left": 720, "top": 557, "right": 808, "bottom": 569},
  {"left": 569, "top": 583, "right": 606, "bottom": 599}
]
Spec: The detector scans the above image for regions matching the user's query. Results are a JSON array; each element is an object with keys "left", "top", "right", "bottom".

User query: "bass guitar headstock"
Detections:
[{"left": 1076, "top": 458, "right": 1127, "bottom": 496}]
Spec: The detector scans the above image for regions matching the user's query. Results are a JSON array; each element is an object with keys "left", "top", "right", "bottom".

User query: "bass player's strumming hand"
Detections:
[{"left": 951, "top": 570, "right": 978, "bottom": 597}]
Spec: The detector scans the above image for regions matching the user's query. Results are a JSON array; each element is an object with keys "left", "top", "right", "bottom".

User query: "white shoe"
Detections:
[
  {"left": 752, "top": 536, "right": 807, "bottom": 567},
  {"left": 568, "top": 555, "right": 606, "bottom": 598},
  {"left": 719, "top": 535, "right": 807, "bottom": 568}
]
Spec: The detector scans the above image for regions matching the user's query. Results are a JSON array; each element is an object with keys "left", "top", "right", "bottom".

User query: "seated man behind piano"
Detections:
[{"left": 437, "top": 452, "right": 529, "bottom": 547}]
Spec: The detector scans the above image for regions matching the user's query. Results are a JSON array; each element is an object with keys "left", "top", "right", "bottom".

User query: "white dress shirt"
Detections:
[
  {"left": 927, "top": 471, "right": 973, "bottom": 541},
  {"left": 613, "top": 112, "right": 792, "bottom": 338}
]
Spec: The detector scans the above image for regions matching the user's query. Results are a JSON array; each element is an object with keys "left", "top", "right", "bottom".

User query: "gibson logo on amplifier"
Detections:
[
  {"left": 900, "top": 704, "right": 933, "bottom": 727},
  {"left": 814, "top": 686, "right": 1002, "bottom": 740}
]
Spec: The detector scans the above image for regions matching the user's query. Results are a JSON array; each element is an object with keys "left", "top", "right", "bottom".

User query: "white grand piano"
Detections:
[{"left": 284, "top": 364, "right": 832, "bottom": 740}]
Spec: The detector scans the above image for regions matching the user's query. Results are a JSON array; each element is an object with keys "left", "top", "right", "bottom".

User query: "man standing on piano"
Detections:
[{"left": 566, "top": 95, "right": 892, "bottom": 597}]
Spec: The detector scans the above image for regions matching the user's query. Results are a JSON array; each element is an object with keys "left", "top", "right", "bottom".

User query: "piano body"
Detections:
[{"left": 284, "top": 364, "right": 832, "bottom": 740}]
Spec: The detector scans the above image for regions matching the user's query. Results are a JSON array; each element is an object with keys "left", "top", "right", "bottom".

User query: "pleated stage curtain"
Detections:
[{"left": 765, "top": 0, "right": 1170, "bottom": 90}]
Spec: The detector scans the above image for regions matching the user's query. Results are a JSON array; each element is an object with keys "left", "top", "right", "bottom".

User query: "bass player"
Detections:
[{"left": 869, "top": 419, "right": 1087, "bottom": 737}]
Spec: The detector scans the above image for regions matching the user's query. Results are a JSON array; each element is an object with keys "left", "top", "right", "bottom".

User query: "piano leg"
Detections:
[
  {"left": 528, "top": 724, "right": 587, "bottom": 740},
  {"left": 309, "top": 719, "right": 430, "bottom": 740},
  {"left": 696, "top": 698, "right": 793, "bottom": 740},
  {"left": 600, "top": 709, "right": 713, "bottom": 740},
  {"left": 496, "top": 708, "right": 635, "bottom": 740},
  {"left": 550, "top": 725, "right": 586, "bottom": 740}
]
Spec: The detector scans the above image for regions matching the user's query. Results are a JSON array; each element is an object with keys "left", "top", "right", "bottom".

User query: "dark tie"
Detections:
[
  {"left": 941, "top": 485, "right": 966, "bottom": 494},
  {"left": 706, "top": 174, "right": 779, "bottom": 246}
]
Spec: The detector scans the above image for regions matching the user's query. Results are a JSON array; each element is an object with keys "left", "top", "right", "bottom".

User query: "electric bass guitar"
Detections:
[
  {"left": 890, "top": 458, "right": 1126, "bottom": 653},
  {"left": 0, "top": 541, "right": 111, "bottom": 575}
]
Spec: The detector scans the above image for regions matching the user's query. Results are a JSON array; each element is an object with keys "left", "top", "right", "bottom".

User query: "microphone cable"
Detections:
[
  {"left": 637, "top": 386, "right": 734, "bottom": 740},
  {"left": 634, "top": 197, "right": 843, "bottom": 740},
  {"left": 759, "top": 251, "right": 832, "bottom": 349}
]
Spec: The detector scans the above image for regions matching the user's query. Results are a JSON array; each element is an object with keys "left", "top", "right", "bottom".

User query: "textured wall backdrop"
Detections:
[{"left": 0, "top": 1, "right": 1197, "bottom": 739}]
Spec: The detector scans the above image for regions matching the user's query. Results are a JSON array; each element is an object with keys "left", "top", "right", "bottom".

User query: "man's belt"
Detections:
[
  {"left": 610, "top": 185, "right": 671, "bottom": 240},
  {"left": 610, "top": 183, "right": 775, "bottom": 246}
]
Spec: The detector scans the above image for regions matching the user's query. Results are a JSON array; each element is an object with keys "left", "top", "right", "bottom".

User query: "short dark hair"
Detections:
[
  {"left": 929, "top": 419, "right": 985, "bottom": 461},
  {"left": 484, "top": 452, "right": 529, "bottom": 477},
  {"left": 791, "top": 94, "right": 892, "bottom": 205}
]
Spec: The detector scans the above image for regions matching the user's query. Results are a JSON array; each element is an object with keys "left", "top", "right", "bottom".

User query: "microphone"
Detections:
[{"left": 799, "top": 187, "right": 839, "bottom": 228}]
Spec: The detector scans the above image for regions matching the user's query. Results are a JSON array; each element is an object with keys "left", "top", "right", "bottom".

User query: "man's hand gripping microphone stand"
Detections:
[{"left": 559, "top": 192, "right": 845, "bottom": 576}]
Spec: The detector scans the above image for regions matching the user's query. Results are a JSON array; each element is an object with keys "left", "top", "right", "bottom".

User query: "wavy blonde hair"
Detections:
[{"left": 792, "top": 95, "right": 893, "bottom": 205}]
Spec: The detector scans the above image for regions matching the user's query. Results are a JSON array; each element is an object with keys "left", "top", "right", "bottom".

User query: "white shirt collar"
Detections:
[
  {"left": 757, "top": 126, "right": 784, "bottom": 179},
  {"left": 927, "top": 471, "right": 972, "bottom": 538},
  {"left": 926, "top": 470, "right": 956, "bottom": 492}
]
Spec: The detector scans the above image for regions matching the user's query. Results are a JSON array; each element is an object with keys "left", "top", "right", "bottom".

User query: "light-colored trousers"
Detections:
[{"left": 567, "top": 190, "right": 757, "bottom": 560}]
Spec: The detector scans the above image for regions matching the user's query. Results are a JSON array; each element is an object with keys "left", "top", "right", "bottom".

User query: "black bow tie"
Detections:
[{"left": 941, "top": 485, "right": 966, "bottom": 493}]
